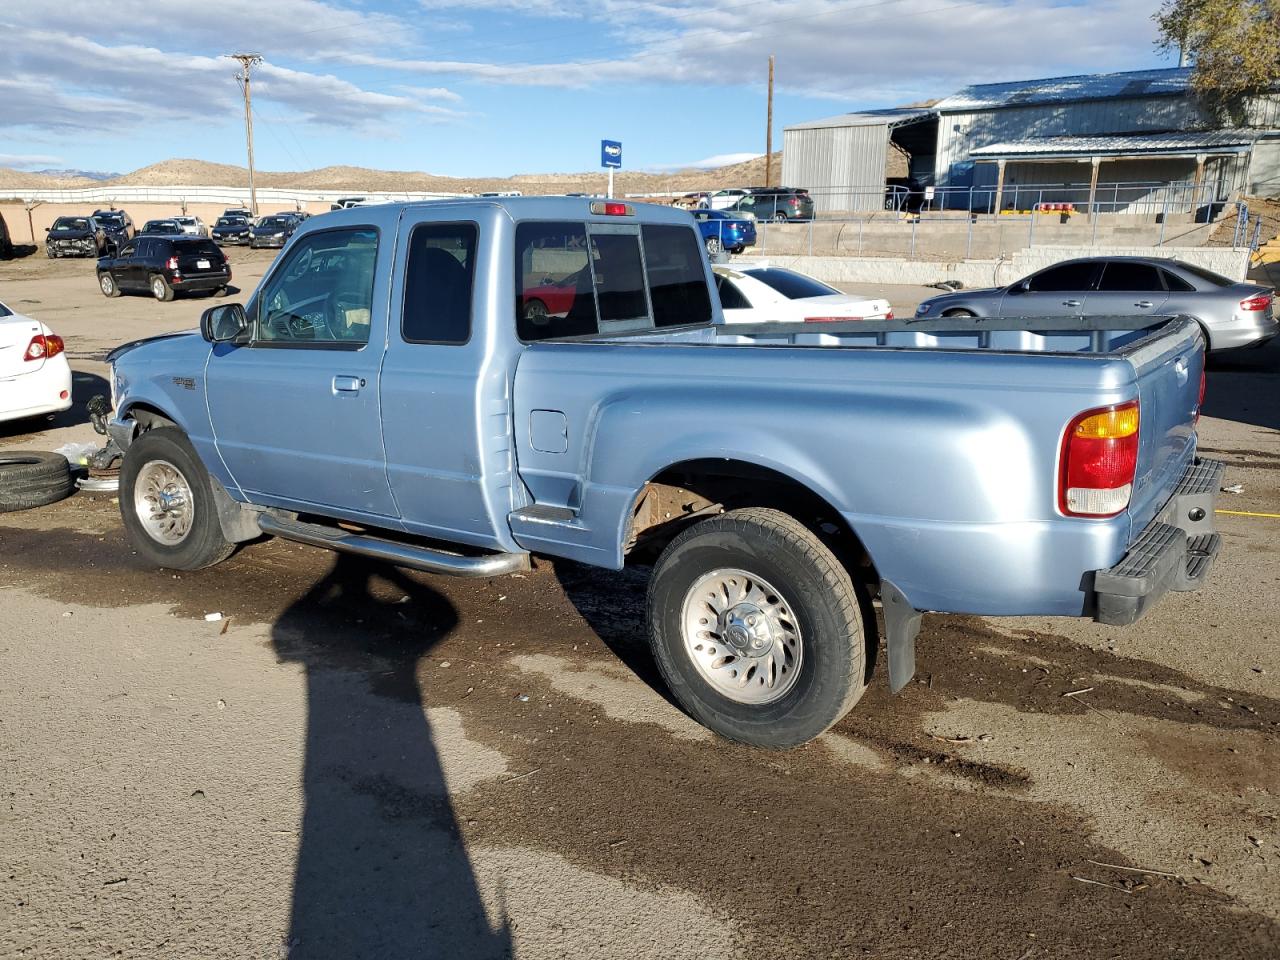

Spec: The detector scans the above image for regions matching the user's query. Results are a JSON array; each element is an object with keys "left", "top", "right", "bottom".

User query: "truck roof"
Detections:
[{"left": 327, "top": 195, "right": 697, "bottom": 225}]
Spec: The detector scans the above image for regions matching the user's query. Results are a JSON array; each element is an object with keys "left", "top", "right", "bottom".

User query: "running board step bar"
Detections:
[{"left": 257, "top": 512, "right": 530, "bottom": 578}]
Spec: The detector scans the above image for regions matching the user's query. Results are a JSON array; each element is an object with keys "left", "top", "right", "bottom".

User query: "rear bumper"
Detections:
[
  {"left": 0, "top": 356, "right": 73, "bottom": 423},
  {"left": 1207, "top": 312, "right": 1280, "bottom": 351},
  {"left": 172, "top": 273, "right": 229, "bottom": 291},
  {"left": 1092, "top": 458, "right": 1224, "bottom": 625}
]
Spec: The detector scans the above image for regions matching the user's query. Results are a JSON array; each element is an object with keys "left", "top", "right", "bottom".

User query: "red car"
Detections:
[{"left": 521, "top": 274, "right": 582, "bottom": 324}]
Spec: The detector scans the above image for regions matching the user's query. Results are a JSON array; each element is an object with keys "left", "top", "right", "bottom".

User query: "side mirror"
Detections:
[
  {"left": 1009, "top": 279, "right": 1030, "bottom": 294},
  {"left": 200, "top": 303, "right": 248, "bottom": 343}
]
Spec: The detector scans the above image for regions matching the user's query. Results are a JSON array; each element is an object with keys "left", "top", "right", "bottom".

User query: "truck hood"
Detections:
[{"left": 106, "top": 329, "right": 199, "bottom": 364}]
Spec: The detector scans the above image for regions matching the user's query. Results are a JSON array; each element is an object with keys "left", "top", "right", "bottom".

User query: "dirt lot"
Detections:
[{"left": 2, "top": 250, "right": 1279, "bottom": 959}]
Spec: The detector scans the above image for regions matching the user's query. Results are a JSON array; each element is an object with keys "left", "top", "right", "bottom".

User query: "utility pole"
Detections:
[
  {"left": 228, "top": 53, "right": 263, "bottom": 216},
  {"left": 765, "top": 55, "right": 775, "bottom": 188}
]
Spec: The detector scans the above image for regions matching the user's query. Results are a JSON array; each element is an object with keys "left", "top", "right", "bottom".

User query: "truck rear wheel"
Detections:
[
  {"left": 119, "top": 427, "right": 234, "bottom": 570},
  {"left": 646, "top": 507, "right": 870, "bottom": 748}
]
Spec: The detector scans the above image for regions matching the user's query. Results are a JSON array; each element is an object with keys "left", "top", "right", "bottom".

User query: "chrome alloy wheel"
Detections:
[
  {"left": 134, "top": 459, "right": 194, "bottom": 545},
  {"left": 680, "top": 569, "right": 803, "bottom": 704}
]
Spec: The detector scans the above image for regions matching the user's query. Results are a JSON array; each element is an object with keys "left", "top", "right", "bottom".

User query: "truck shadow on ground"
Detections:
[
  {"left": 1204, "top": 338, "right": 1280, "bottom": 431},
  {"left": 271, "top": 554, "right": 512, "bottom": 960}
]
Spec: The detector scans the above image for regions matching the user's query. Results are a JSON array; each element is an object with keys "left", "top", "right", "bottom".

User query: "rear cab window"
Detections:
[
  {"left": 402, "top": 222, "right": 477, "bottom": 344},
  {"left": 515, "top": 219, "right": 710, "bottom": 340}
]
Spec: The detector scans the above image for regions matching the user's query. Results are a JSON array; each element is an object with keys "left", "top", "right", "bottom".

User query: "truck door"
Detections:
[
  {"left": 379, "top": 218, "right": 507, "bottom": 550},
  {"left": 205, "top": 222, "right": 398, "bottom": 520}
]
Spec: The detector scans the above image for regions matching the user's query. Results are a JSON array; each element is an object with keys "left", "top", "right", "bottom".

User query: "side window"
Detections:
[
  {"left": 715, "top": 274, "right": 751, "bottom": 310},
  {"left": 1098, "top": 262, "right": 1163, "bottom": 292},
  {"left": 120, "top": 241, "right": 137, "bottom": 259},
  {"left": 516, "top": 221, "right": 598, "bottom": 341},
  {"left": 402, "top": 222, "right": 477, "bottom": 344},
  {"left": 1027, "top": 262, "right": 1096, "bottom": 292},
  {"left": 1161, "top": 268, "right": 1195, "bottom": 293},
  {"left": 255, "top": 228, "right": 378, "bottom": 346},
  {"left": 643, "top": 224, "right": 713, "bottom": 326},
  {"left": 134, "top": 239, "right": 151, "bottom": 259}
]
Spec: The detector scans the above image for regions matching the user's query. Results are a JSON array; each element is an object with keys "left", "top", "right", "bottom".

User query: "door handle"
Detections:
[
  {"left": 1134, "top": 300, "right": 1154, "bottom": 308},
  {"left": 1062, "top": 299, "right": 1082, "bottom": 307},
  {"left": 332, "top": 375, "right": 363, "bottom": 394}
]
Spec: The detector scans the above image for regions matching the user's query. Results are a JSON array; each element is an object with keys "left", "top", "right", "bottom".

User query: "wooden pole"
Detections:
[
  {"left": 765, "top": 55, "right": 775, "bottom": 188},
  {"left": 1087, "top": 156, "right": 1101, "bottom": 222}
]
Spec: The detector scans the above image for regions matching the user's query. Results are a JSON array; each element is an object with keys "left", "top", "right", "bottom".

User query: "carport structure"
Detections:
[{"left": 968, "top": 130, "right": 1270, "bottom": 218}]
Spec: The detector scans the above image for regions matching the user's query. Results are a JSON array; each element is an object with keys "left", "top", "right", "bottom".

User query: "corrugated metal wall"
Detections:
[
  {"left": 782, "top": 124, "right": 888, "bottom": 213},
  {"left": 935, "top": 97, "right": 1210, "bottom": 184}
]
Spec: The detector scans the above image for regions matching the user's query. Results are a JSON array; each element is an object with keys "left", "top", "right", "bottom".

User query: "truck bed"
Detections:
[{"left": 510, "top": 315, "right": 1203, "bottom": 618}]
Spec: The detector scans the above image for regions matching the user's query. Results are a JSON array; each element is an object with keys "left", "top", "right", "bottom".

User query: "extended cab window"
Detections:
[
  {"left": 255, "top": 228, "right": 378, "bottom": 346},
  {"left": 402, "top": 222, "right": 477, "bottom": 344},
  {"left": 642, "top": 224, "right": 712, "bottom": 326},
  {"left": 516, "top": 222, "right": 599, "bottom": 340}
]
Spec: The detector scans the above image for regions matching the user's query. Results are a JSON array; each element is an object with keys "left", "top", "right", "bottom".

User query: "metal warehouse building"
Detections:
[{"left": 784, "top": 67, "right": 1280, "bottom": 215}]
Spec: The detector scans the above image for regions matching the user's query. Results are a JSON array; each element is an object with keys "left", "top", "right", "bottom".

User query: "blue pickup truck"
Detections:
[{"left": 106, "top": 197, "right": 1221, "bottom": 747}]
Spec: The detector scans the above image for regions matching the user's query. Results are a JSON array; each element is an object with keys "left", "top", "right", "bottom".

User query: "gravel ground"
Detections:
[{"left": 2, "top": 250, "right": 1278, "bottom": 959}]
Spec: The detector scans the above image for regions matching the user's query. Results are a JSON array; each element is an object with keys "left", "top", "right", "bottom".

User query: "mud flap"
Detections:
[{"left": 880, "top": 580, "right": 921, "bottom": 693}]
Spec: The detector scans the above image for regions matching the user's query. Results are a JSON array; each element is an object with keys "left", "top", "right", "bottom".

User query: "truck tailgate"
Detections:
[{"left": 1126, "top": 318, "right": 1204, "bottom": 533}]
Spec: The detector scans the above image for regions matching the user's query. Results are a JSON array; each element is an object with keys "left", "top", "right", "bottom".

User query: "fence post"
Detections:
[
  {"left": 1091, "top": 205, "right": 1099, "bottom": 246},
  {"left": 910, "top": 217, "right": 917, "bottom": 259},
  {"left": 966, "top": 214, "right": 973, "bottom": 259},
  {"left": 1028, "top": 210, "right": 1036, "bottom": 248},
  {"left": 858, "top": 220, "right": 863, "bottom": 256},
  {"left": 808, "top": 217, "right": 814, "bottom": 257}
]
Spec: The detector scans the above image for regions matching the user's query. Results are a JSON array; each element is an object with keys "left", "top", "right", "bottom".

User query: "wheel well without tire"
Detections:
[
  {"left": 122, "top": 403, "right": 178, "bottom": 434},
  {"left": 625, "top": 459, "right": 878, "bottom": 585}
]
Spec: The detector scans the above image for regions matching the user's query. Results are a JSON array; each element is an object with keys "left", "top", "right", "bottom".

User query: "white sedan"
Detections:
[
  {"left": 713, "top": 264, "right": 893, "bottom": 324},
  {"left": 0, "top": 301, "right": 73, "bottom": 424}
]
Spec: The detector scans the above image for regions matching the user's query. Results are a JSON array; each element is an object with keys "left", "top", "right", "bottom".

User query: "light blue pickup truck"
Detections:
[{"left": 107, "top": 197, "right": 1222, "bottom": 747}]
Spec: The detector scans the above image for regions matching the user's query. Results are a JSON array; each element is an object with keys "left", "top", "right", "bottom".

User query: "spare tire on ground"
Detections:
[{"left": 0, "top": 452, "right": 75, "bottom": 512}]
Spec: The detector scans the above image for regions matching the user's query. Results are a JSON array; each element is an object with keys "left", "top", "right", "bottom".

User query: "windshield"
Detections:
[
  {"left": 96, "top": 214, "right": 123, "bottom": 226},
  {"left": 260, "top": 218, "right": 290, "bottom": 228},
  {"left": 743, "top": 268, "right": 840, "bottom": 299},
  {"left": 53, "top": 217, "right": 90, "bottom": 230},
  {"left": 216, "top": 217, "right": 245, "bottom": 226},
  {"left": 144, "top": 221, "right": 176, "bottom": 232}
]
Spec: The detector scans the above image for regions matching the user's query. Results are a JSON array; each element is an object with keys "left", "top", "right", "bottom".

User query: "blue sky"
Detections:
[{"left": 0, "top": 0, "right": 1172, "bottom": 177}]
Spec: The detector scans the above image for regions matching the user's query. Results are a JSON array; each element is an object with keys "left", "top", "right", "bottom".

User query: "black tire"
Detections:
[
  {"left": 119, "top": 427, "right": 234, "bottom": 570},
  {"left": 99, "top": 272, "right": 121, "bottom": 298},
  {"left": 772, "top": 211, "right": 788, "bottom": 223},
  {"left": 646, "top": 507, "right": 870, "bottom": 748},
  {"left": 942, "top": 308, "right": 975, "bottom": 318},
  {"left": 523, "top": 298, "right": 549, "bottom": 325},
  {"left": 150, "top": 274, "right": 174, "bottom": 302},
  {"left": 0, "top": 452, "right": 74, "bottom": 513}
]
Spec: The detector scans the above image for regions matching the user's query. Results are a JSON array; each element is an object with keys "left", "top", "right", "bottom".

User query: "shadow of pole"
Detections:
[{"left": 272, "top": 554, "right": 512, "bottom": 959}]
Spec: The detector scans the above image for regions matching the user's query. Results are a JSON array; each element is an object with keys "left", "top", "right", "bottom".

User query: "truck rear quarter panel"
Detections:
[{"left": 512, "top": 341, "right": 1142, "bottom": 616}]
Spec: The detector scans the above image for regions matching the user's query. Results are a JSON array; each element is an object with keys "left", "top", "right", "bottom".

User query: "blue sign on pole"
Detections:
[{"left": 601, "top": 140, "right": 622, "bottom": 169}]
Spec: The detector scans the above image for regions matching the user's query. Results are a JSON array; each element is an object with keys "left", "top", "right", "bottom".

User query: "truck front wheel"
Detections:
[
  {"left": 647, "top": 507, "right": 870, "bottom": 748},
  {"left": 119, "top": 427, "right": 234, "bottom": 570}
]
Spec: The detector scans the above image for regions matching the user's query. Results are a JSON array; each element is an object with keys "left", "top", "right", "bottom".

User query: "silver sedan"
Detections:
[{"left": 914, "top": 256, "right": 1278, "bottom": 351}]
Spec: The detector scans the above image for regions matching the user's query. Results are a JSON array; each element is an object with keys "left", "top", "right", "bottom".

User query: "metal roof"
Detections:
[
  {"left": 969, "top": 129, "right": 1263, "bottom": 159},
  {"left": 936, "top": 68, "right": 1192, "bottom": 112},
  {"left": 784, "top": 107, "right": 935, "bottom": 131}
]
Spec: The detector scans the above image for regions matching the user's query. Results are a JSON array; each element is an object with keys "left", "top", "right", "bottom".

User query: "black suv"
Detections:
[
  {"left": 46, "top": 216, "right": 108, "bottom": 258},
  {"left": 727, "top": 187, "right": 815, "bottom": 222},
  {"left": 97, "top": 236, "right": 231, "bottom": 302},
  {"left": 92, "top": 209, "right": 134, "bottom": 253}
]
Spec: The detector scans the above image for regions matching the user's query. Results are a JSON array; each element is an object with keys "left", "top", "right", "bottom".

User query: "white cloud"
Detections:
[
  {"left": 0, "top": 152, "right": 64, "bottom": 168},
  {"left": 646, "top": 152, "right": 762, "bottom": 171}
]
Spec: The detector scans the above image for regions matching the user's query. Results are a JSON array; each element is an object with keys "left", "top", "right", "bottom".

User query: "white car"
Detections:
[
  {"left": 700, "top": 188, "right": 751, "bottom": 211},
  {"left": 172, "top": 216, "right": 208, "bottom": 238},
  {"left": 712, "top": 264, "right": 893, "bottom": 324},
  {"left": 0, "top": 301, "right": 73, "bottom": 424}
]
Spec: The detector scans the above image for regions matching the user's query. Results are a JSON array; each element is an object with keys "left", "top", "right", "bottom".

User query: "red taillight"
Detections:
[
  {"left": 1239, "top": 292, "right": 1272, "bottom": 312},
  {"left": 23, "top": 334, "right": 64, "bottom": 362},
  {"left": 1059, "top": 400, "right": 1140, "bottom": 517},
  {"left": 885, "top": 310, "right": 894, "bottom": 320},
  {"left": 166, "top": 256, "right": 179, "bottom": 271},
  {"left": 590, "top": 201, "right": 633, "bottom": 216}
]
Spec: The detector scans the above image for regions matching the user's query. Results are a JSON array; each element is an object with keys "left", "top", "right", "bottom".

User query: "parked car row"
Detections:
[
  {"left": 39, "top": 206, "right": 313, "bottom": 259},
  {"left": 679, "top": 186, "right": 815, "bottom": 222}
]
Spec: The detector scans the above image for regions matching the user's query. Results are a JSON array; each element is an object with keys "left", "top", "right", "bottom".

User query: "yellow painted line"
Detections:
[{"left": 1215, "top": 509, "right": 1280, "bottom": 519}]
